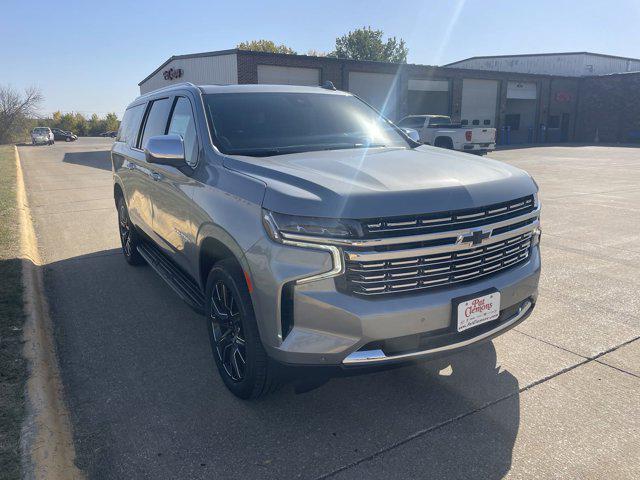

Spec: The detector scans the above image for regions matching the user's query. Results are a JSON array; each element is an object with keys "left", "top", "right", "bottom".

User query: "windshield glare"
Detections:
[
  {"left": 33, "top": 128, "right": 48, "bottom": 134},
  {"left": 204, "top": 92, "right": 410, "bottom": 156}
]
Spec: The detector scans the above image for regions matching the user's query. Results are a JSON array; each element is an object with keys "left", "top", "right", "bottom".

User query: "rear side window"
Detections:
[
  {"left": 168, "top": 97, "right": 199, "bottom": 167},
  {"left": 117, "top": 104, "right": 145, "bottom": 147},
  {"left": 140, "top": 98, "right": 172, "bottom": 149},
  {"left": 398, "top": 117, "right": 425, "bottom": 129}
]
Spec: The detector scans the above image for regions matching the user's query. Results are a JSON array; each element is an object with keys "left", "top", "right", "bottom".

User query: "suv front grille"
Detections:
[
  {"left": 345, "top": 232, "right": 533, "bottom": 296},
  {"left": 337, "top": 195, "right": 540, "bottom": 297}
]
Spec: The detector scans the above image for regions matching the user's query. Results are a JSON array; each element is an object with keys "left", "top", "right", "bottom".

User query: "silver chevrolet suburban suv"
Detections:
[{"left": 112, "top": 82, "right": 541, "bottom": 399}]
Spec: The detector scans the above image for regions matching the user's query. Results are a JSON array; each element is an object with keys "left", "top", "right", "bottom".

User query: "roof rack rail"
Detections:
[{"left": 140, "top": 82, "right": 197, "bottom": 97}]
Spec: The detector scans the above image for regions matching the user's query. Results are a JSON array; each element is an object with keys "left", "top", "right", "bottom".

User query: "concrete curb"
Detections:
[{"left": 15, "top": 146, "right": 84, "bottom": 480}]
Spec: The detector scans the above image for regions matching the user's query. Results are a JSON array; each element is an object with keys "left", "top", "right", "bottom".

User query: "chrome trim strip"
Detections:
[
  {"left": 342, "top": 300, "right": 533, "bottom": 365},
  {"left": 345, "top": 221, "right": 539, "bottom": 262},
  {"left": 280, "top": 206, "right": 540, "bottom": 248},
  {"left": 353, "top": 251, "right": 531, "bottom": 295}
]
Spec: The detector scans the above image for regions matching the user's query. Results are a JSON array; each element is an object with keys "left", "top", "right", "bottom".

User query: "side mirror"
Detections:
[
  {"left": 144, "top": 134, "right": 185, "bottom": 167},
  {"left": 401, "top": 127, "right": 421, "bottom": 143}
]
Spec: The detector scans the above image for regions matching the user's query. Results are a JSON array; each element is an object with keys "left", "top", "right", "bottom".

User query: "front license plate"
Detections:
[{"left": 456, "top": 292, "right": 501, "bottom": 332}]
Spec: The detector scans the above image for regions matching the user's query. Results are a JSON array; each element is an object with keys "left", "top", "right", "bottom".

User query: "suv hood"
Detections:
[{"left": 223, "top": 145, "right": 537, "bottom": 218}]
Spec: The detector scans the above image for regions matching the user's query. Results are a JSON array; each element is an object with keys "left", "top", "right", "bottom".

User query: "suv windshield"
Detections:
[
  {"left": 204, "top": 92, "right": 410, "bottom": 157},
  {"left": 33, "top": 128, "right": 48, "bottom": 134}
]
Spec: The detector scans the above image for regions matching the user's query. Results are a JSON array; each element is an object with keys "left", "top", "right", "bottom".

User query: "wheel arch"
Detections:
[
  {"left": 197, "top": 226, "right": 252, "bottom": 293},
  {"left": 434, "top": 136, "right": 454, "bottom": 148}
]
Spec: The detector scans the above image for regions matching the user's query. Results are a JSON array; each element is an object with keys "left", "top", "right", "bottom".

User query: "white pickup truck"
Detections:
[{"left": 397, "top": 115, "right": 496, "bottom": 154}]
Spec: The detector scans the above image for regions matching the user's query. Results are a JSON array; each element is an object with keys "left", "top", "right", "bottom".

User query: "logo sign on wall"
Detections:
[
  {"left": 163, "top": 68, "right": 183, "bottom": 81},
  {"left": 555, "top": 91, "right": 573, "bottom": 103}
]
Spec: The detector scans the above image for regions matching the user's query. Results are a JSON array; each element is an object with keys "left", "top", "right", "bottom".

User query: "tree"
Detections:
[
  {"left": 237, "top": 40, "right": 297, "bottom": 55},
  {"left": 332, "top": 27, "right": 408, "bottom": 63},
  {"left": 103, "top": 112, "right": 119, "bottom": 132},
  {"left": 306, "top": 49, "right": 328, "bottom": 57},
  {"left": 0, "top": 85, "right": 43, "bottom": 144}
]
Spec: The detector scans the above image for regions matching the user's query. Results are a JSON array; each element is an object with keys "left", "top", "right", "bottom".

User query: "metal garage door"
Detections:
[
  {"left": 507, "top": 81, "right": 537, "bottom": 100},
  {"left": 348, "top": 71, "right": 399, "bottom": 119},
  {"left": 407, "top": 79, "right": 450, "bottom": 115},
  {"left": 461, "top": 79, "right": 499, "bottom": 126},
  {"left": 257, "top": 65, "right": 320, "bottom": 86}
]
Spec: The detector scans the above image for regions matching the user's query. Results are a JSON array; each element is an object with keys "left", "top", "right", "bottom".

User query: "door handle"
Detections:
[{"left": 149, "top": 172, "right": 162, "bottom": 181}]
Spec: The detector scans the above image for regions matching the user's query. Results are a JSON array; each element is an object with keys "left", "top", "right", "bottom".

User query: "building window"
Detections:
[
  {"left": 461, "top": 119, "right": 469, "bottom": 125},
  {"left": 548, "top": 115, "right": 560, "bottom": 129},
  {"left": 504, "top": 114, "right": 521, "bottom": 131}
]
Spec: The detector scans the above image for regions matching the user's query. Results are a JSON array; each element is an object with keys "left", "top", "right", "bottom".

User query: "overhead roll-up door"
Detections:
[
  {"left": 348, "top": 71, "right": 399, "bottom": 119},
  {"left": 461, "top": 79, "right": 499, "bottom": 126},
  {"left": 257, "top": 65, "right": 320, "bottom": 86}
]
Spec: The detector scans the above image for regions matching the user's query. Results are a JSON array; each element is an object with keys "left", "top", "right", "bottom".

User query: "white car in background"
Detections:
[
  {"left": 31, "top": 127, "right": 54, "bottom": 146},
  {"left": 398, "top": 115, "right": 496, "bottom": 154}
]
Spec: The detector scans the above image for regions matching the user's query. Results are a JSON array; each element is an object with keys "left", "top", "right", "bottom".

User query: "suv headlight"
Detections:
[
  {"left": 262, "top": 210, "right": 362, "bottom": 242},
  {"left": 262, "top": 210, "right": 346, "bottom": 283}
]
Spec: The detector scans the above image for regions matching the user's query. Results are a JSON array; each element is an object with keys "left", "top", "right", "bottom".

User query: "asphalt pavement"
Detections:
[{"left": 17, "top": 139, "right": 640, "bottom": 479}]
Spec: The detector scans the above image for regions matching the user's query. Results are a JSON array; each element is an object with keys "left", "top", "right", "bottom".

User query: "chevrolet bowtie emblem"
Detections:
[{"left": 456, "top": 228, "right": 492, "bottom": 246}]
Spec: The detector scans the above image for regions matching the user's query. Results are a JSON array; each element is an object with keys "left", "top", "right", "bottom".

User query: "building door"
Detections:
[
  {"left": 505, "top": 82, "right": 538, "bottom": 144},
  {"left": 407, "top": 79, "right": 450, "bottom": 115},
  {"left": 257, "top": 65, "right": 320, "bottom": 86},
  {"left": 348, "top": 71, "right": 399, "bottom": 120},
  {"left": 560, "top": 113, "right": 571, "bottom": 142},
  {"left": 461, "top": 79, "right": 499, "bottom": 127}
]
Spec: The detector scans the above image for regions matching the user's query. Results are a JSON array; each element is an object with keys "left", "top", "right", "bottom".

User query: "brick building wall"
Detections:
[
  {"left": 237, "top": 51, "right": 571, "bottom": 140},
  {"left": 575, "top": 73, "right": 640, "bottom": 143},
  {"left": 142, "top": 50, "right": 639, "bottom": 144}
]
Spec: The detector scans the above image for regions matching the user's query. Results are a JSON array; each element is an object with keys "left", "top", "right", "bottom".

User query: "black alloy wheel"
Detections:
[
  {"left": 210, "top": 280, "right": 247, "bottom": 382},
  {"left": 205, "top": 260, "right": 280, "bottom": 399},
  {"left": 116, "top": 196, "right": 145, "bottom": 265}
]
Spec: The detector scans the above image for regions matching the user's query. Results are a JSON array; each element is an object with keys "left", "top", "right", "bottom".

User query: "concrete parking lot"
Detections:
[{"left": 17, "top": 139, "right": 640, "bottom": 479}]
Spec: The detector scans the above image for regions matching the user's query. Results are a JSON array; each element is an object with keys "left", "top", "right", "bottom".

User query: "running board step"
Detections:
[{"left": 137, "top": 242, "right": 205, "bottom": 313}]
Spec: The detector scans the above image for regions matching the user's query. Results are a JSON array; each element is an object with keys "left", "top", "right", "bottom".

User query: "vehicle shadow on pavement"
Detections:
[
  {"left": 62, "top": 151, "right": 112, "bottom": 171},
  {"left": 37, "top": 249, "right": 520, "bottom": 480}
]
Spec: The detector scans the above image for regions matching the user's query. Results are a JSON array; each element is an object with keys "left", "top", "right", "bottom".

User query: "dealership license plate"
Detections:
[{"left": 456, "top": 292, "right": 501, "bottom": 332}]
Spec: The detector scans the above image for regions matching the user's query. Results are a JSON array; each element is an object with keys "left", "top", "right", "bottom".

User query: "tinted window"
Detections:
[
  {"left": 398, "top": 117, "right": 425, "bottom": 129},
  {"left": 140, "top": 98, "right": 172, "bottom": 149},
  {"left": 168, "top": 97, "right": 199, "bottom": 167},
  {"left": 204, "top": 92, "right": 410, "bottom": 157},
  {"left": 427, "top": 117, "right": 452, "bottom": 127},
  {"left": 117, "top": 103, "right": 145, "bottom": 146}
]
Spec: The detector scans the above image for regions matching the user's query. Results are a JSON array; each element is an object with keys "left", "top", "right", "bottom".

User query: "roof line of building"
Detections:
[
  {"left": 140, "top": 48, "right": 584, "bottom": 86},
  {"left": 444, "top": 51, "right": 640, "bottom": 66},
  {"left": 138, "top": 48, "right": 239, "bottom": 86}
]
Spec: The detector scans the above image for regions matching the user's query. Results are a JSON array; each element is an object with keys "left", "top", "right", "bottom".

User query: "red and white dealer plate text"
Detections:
[{"left": 457, "top": 292, "right": 501, "bottom": 332}]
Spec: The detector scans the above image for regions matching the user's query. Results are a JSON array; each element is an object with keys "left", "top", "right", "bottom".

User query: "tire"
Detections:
[
  {"left": 206, "top": 259, "right": 280, "bottom": 399},
  {"left": 434, "top": 137, "right": 453, "bottom": 150},
  {"left": 116, "top": 195, "right": 145, "bottom": 265}
]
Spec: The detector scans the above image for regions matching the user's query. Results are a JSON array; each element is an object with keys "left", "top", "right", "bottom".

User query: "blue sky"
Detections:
[{"left": 2, "top": 0, "right": 639, "bottom": 117}]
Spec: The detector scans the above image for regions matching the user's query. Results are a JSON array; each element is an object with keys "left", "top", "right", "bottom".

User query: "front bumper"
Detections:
[
  {"left": 246, "top": 237, "right": 540, "bottom": 367},
  {"left": 462, "top": 143, "right": 496, "bottom": 152}
]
